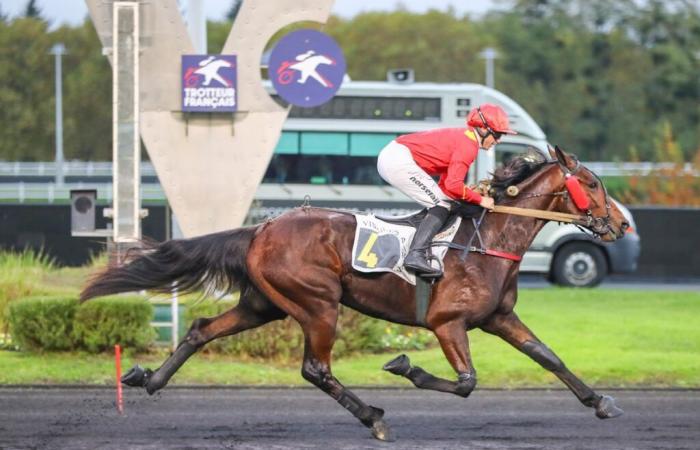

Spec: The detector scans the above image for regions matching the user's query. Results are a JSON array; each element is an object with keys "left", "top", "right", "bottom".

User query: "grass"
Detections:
[{"left": 1, "top": 288, "right": 698, "bottom": 388}]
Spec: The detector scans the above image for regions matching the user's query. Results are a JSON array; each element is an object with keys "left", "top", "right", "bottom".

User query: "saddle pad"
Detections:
[{"left": 352, "top": 214, "right": 462, "bottom": 285}]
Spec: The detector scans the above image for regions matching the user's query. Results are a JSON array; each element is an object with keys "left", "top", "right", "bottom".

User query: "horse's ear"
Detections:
[
  {"left": 554, "top": 145, "right": 569, "bottom": 168},
  {"left": 547, "top": 144, "right": 557, "bottom": 160}
]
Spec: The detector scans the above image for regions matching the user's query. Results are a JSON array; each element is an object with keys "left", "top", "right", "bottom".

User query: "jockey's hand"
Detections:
[{"left": 479, "top": 196, "right": 495, "bottom": 210}]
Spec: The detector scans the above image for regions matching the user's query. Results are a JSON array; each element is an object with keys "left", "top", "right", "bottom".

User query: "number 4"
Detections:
[{"left": 358, "top": 232, "right": 379, "bottom": 268}]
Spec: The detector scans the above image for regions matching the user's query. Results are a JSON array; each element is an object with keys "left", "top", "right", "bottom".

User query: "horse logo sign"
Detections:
[
  {"left": 269, "top": 29, "right": 346, "bottom": 107},
  {"left": 182, "top": 55, "right": 237, "bottom": 112}
]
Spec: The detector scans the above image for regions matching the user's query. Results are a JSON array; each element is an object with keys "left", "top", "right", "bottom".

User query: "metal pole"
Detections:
[
  {"left": 50, "top": 43, "right": 66, "bottom": 186},
  {"left": 479, "top": 47, "right": 499, "bottom": 89},
  {"left": 171, "top": 283, "right": 179, "bottom": 351},
  {"left": 477, "top": 47, "right": 500, "bottom": 182}
]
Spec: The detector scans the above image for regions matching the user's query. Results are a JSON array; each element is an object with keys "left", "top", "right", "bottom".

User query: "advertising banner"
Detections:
[
  {"left": 182, "top": 55, "right": 237, "bottom": 112},
  {"left": 269, "top": 29, "right": 346, "bottom": 108}
]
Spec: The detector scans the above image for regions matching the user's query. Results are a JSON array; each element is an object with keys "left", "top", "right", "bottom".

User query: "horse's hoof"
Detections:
[
  {"left": 371, "top": 419, "right": 395, "bottom": 442},
  {"left": 595, "top": 395, "right": 624, "bottom": 419},
  {"left": 383, "top": 354, "right": 411, "bottom": 376},
  {"left": 121, "top": 365, "right": 152, "bottom": 388}
]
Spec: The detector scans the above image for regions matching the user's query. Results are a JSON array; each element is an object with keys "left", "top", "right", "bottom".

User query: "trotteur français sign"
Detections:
[{"left": 181, "top": 55, "right": 237, "bottom": 112}]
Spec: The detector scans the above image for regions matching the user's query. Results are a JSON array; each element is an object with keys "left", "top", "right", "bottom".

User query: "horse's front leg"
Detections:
[
  {"left": 383, "top": 320, "right": 476, "bottom": 397},
  {"left": 481, "top": 311, "right": 623, "bottom": 419}
]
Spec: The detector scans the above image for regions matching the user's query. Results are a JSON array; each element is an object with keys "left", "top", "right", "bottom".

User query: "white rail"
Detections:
[{"left": 1, "top": 161, "right": 697, "bottom": 178}]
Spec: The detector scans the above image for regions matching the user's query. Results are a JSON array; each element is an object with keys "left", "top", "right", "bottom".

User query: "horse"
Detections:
[{"left": 81, "top": 147, "right": 629, "bottom": 441}]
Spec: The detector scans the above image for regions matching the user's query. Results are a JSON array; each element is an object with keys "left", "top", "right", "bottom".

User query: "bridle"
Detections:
[
  {"left": 558, "top": 158, "right": 614, "bottom": 238},
  {"left": 501, "top": 158, "right": 614, "bottom": 239}
]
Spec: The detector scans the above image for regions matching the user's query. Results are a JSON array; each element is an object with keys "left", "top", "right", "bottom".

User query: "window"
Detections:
[{"left": 277, "top": 96, "right": 441, "bottom": 121}]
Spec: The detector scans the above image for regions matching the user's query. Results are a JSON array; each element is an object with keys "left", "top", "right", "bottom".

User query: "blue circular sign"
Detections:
[{"left": 269, "top": 29, "right": 346, "bottom": 108}]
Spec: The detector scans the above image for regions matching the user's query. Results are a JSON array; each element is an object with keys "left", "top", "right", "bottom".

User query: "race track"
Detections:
[{"left": 1, "top": 387, "right": 698, "bottom": 449}]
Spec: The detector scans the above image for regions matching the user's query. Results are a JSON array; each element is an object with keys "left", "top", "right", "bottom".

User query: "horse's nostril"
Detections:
[{"left": 621, "top": 221, "right": 629, "bottom": 232}]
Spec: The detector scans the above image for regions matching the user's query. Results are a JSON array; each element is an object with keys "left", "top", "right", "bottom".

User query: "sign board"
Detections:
[
  {"left": 269, "top": 29, "right": 345, "bottom": 107},
  {"left": 182, "top": 55, "right": 237, "bottom": 112}
]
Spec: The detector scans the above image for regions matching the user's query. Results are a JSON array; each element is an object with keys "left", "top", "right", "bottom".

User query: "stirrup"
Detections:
[
  {"left": 405, "top": 250, "right": 443, "bottom": 278},
  {"left": 405, "top": 261, "right": 443, "bottom": 278}
]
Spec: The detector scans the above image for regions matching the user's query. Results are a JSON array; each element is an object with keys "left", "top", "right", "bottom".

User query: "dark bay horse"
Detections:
[{"left": 81, "top": 147, "right": 629, "bottom": 441}]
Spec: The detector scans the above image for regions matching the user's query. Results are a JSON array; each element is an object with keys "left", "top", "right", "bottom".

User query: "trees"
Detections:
[
  {"left": 0, "top": 17, "right": 54, "bottom": 161},
  {"left": 0, "top": 3, "right": 698, "bottom": 163},
  {"left": 621, "top": 122, "right": 700, "bottom": 206}
]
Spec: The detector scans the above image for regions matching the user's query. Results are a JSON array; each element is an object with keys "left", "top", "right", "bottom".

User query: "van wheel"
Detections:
[{"left": 551, "top": 242, "right": 607, "bottom": 287}]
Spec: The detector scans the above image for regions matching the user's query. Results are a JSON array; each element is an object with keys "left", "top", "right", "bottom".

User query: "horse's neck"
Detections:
[{"left": 471, "top": 165, "right": 563, "bottom": 257}]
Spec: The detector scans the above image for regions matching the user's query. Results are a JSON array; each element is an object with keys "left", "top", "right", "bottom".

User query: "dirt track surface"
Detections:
[{"left": 1, "top": 387, "right": 698, "bottom": 449}]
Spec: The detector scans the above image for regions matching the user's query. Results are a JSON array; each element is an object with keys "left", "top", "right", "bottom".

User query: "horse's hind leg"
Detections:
[
  {"left": 299, "top": 312, "right": 393, "bottom": 441},
  {"left": 481, "top": 311, "right": 623, "bottom": 419},
  {"left": 122, "top": 287, "right": 286, "bottom": 394},
  {"left": 383, "top": 319, "right": 477, "bottom": 397}
]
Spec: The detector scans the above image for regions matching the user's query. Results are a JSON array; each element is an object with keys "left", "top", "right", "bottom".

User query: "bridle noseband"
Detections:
[
  {"left": 506, "top": 158, "right": 614, "bottom": 239},
  {"left": 558, "top": 158, "right": 613, "bottom": 238}
]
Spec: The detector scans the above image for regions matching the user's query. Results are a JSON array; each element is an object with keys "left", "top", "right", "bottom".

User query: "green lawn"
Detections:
[{"left": 1, "top": 289, "right": 698, "bottom": 387}]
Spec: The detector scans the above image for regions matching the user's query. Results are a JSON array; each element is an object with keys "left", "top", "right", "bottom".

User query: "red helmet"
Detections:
[{"left": 467, "top": 104, "right": 518, "bottom": 135}]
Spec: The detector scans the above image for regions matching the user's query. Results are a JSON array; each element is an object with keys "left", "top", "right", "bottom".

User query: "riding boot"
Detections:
[{"left": 404, "top": 205, "right": 450, "bottom": 278}]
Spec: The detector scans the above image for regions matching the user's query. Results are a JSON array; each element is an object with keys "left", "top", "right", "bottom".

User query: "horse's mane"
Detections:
[{"left": 489, "top": 151, "right": 549, "bottom": 201}]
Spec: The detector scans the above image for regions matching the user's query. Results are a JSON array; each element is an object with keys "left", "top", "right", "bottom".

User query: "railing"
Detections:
[
  {"left": 0, "top": 182, "right": 166, "bottom": 203},
  {"left": 0, "top": 161, "right": 157, "bottom": 177},
  {"left": 1, "top": 161, "right": 698, "bottom": 178},
  {"left": 1, "top": 161, "right": 698, "bottom": 204}
]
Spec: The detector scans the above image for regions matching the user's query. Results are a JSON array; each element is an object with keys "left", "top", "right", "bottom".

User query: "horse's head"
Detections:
[{"left": 549, "top": 146, "right": 629, "bottom": 242}]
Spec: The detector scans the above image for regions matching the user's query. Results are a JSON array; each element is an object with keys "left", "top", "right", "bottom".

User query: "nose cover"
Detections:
[{"left": 565, "top": 174, "right": 590, "bottom": 210}]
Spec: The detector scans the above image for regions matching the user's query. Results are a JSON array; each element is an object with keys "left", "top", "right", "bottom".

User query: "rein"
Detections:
[{"left": 491, "top": 205, "right": 586, "bottom": 225}]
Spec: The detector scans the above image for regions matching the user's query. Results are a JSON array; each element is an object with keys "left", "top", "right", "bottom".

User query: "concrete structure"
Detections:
[{"left": 86, "top": 0, "right": 335, "bottom": 237}]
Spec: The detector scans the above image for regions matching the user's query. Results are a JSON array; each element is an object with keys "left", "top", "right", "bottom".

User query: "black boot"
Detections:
[{"left": 404, "top": 206, "right": 450, "bottom": 278}]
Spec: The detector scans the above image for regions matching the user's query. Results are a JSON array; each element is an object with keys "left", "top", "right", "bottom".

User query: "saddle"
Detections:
[{"left": 351, "top": 204, "right": 477, "bottom": 285}]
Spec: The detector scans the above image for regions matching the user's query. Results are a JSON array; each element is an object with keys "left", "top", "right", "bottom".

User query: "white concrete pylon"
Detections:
[{"left": 86, "top": 0, "right": 335, "bottom": 237}]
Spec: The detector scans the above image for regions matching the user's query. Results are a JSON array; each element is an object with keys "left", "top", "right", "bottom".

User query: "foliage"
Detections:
[
  {"left": 8, "top": 296, "right": 78, "bottom": 351},
  {"left": 8, "top": 294, "right": 155, "bottom": 353},
  {"left": 620, "top": 122, "right": 700, "bottom": 205},
  {"left": 1, "top": 2, "right": 699, "bottom": 163},
  {"left": 184, "top": 300, "right": 435, "bottom": 360},
  {"left": 1, "top": 289, "right": 699, "bottom": 387},
  {"left": 0, "top": 249, "right": 55, "bottom": 339},
  {"left": 72, "top": 296, "right": 155, "bottom": 353},
  {"left": 0, "top": 17, "right": 111, "bottom": 161}
]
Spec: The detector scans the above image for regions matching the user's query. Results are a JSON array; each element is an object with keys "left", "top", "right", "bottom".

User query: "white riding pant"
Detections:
[{"left": 377, "top": 140, "right": 453, "bottom": 209}]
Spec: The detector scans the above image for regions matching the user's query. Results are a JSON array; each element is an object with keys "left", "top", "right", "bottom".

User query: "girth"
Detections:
[{"left": 431, "top": 209, "right": 522, "bottom": 263}]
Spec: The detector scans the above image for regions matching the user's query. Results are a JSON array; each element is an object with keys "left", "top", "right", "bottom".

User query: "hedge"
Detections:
[
  {"left": 8, "top": 296, "right": 78, "bottom": 351},
  {"left": 184, "top": 300, "right": 434, "bottom": 359},
  {"left": 73, "top": 296, "right": 155, "bottom": 352},
  {"left": 8, "top": 296, "right": 155, "bottom": 353},
  {"left": 7, "top": 295, "right": 434, "bottom": 357}
]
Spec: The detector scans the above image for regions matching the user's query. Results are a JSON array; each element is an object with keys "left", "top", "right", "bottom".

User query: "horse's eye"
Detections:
[{"left": 589, "top": 182, "right": 598, "bottom": 189}]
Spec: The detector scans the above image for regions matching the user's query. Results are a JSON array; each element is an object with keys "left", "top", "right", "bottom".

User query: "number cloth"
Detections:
[{"left": 351, "top": 213, "right": 462, "bottom": 285}]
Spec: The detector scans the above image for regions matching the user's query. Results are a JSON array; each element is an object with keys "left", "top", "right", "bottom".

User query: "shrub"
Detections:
[
  {"left": 0, "top": 250, "right": 55, "bottom": 338},
  {"left": 184, "top": 300, "right": 435, "bottom": 359},
  {"left": 620, "top": 123, "right": 700, "bottom": 206},
  {"left": 184, "top": 300, "right": 303, "bottom": 359},
  {"left": 8, "top": 296, "right": 78, "bottom": 351},
  {"left": 73, "top": 296, "right": 156, "bottom": 353}
]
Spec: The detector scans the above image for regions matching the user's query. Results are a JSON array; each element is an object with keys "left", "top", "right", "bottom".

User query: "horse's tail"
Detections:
[{"left": 80, "top": 226, "right": 258, "bottom": 302}]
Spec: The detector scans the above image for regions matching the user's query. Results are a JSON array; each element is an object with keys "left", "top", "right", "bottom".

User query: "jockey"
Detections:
[{"left": 376, "top": 103, "right": 517, "bottom": 278}]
